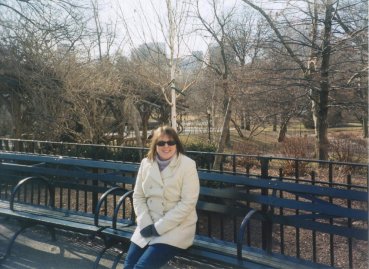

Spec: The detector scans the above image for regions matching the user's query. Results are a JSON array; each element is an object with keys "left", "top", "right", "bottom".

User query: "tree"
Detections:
[
  {"left": 241, "top": 0, "right": 367, "bottom": 160},
  {"left": 332, "top": 0, "right": 368, "bottom": 137},
  {"left": 117, "top": 0, "right": 199, "bottom": 131},
  {"left": 0, "top": 0, "right": 86, "bottom": 139},
  {"left": 194, "top": 0, "right": 238, "bottom": 168}
]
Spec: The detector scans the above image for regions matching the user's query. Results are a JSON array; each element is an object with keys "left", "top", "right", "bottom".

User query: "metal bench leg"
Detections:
[
  {"left": 112, "top": 240, "right": 131, "bottom": 268},
  {"left": 112, "top": 251, "right": 124, "bottom": 269},
  {"left": 93, "top": 237, "right": 123, "bottom": 269},
  {"left": 0, "top": 224, "right": 33, "bottom": 262},
  {"left": 46, "top": 226, "right": 57, "bottom": 241},
  {"left": 93, "top": 246, "right": 109, "bottom": 269}
]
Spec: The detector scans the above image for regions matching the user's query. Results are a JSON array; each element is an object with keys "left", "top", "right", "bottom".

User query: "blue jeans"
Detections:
[{"left": 124, "top": 242, "right": 183, "bottom": 269}]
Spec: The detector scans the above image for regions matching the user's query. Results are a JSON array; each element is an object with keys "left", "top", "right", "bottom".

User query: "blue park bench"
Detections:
[{"left": 0, "top": 152, "right": 367, "bottom": 268}]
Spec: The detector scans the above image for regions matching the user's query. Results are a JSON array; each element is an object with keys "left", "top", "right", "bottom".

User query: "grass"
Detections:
[{"left": 180, "top": 124, "right": 368, "bottom": 163}]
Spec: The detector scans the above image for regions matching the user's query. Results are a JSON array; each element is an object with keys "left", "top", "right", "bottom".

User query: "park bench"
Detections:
[
  {"left": 0, "top": 152, "right": 138, "bottom": 263},
  {"left": 0, "top": 175, "right": 134, "bottom": 262},
  {"left": 93, "top": 170, "right": 367, "bottom": 269},
  {"left": 0, "top": 152, "right": 367, "bottom": 268}
]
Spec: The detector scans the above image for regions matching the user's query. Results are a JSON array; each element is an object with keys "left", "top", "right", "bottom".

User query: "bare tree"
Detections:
[
  {"left": 333, "top": 0, "right": 368, "bottom": 137},
  {"left": 89, "top": 0, "right": 122, "bottom": 61},
  {"left": 117, "top": 0, "right": 199, "bottom": 132},
  {"left": 193, "top": 0, "right": 240, "bottom": 168},
  {"left": 0, "top": 0, "right": 86, "bottom": 139},
  {"left": 241, "top": 0, "right": 366, "bottom": 159}
]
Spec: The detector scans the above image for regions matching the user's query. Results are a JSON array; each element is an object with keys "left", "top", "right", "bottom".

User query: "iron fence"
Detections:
[{"left": 0, "top": 138, "right": 367, "bottom": 189}]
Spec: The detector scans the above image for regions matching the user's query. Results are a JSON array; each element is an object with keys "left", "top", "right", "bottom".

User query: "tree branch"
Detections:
[{"left": 241, "top": 0, "right": 307, "bottom": 73}]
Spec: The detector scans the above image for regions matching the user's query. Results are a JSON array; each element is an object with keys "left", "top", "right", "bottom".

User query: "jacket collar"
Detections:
[
  {"left": 168, "top": 154, "right": 181, "bottom": 168},
  {"left": 147, "top": 154, "right": 182, "bottom": 183},
  {"left": 161, "top": 154, "right": 180, "bottom": 179}
]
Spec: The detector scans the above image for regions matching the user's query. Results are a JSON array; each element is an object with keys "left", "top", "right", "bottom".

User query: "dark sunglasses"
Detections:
[{"left": 156, "top": 140, "right": 176, "bottom": 147}]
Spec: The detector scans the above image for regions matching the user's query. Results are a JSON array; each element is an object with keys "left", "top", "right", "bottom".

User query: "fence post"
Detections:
[
  {"left": 92, "top": 168, "right": 99, "bottom": 214},
  {"left": 259, "top": 157, "right": 271, "bottom": 252}
]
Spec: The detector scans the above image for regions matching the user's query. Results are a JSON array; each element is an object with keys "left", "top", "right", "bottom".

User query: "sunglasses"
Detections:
[{"left": 156, "top": 140, "right": 176, "bottom": 147}]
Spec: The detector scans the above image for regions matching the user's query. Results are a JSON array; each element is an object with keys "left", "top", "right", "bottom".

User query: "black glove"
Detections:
[
  {"left": 140, "top": 225, "right": 153, "bottom": 237},
  {"left": 152, "top": 225, "right": 159, "bottom": 236},
  {"left": 140, "top": 224, "right": 160, "bottom": 238}
]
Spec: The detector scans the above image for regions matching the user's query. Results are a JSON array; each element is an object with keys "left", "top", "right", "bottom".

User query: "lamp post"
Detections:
[{"left": 207, "top": 107, "right": 211, "bottom": 142}]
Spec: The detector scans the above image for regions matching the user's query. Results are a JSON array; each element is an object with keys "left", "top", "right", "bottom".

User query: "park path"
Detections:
[
  {"left": 0, "top": 218, "right": 220, "bottom": 269},
  {"left": 0, "top": 218, "right": 118, "bottom": 269}
]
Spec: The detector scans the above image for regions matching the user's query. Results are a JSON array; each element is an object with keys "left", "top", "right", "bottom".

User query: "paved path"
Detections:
[
  {"left": 0, "top": 218, "right": 218, "bottom": 269},
  {"left": 0, "top": 218, "right": 121, "bottom": 269}
]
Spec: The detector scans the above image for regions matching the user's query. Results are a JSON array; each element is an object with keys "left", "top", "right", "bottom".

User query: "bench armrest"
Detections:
[
  {"left": 10, "top": 176, "right": 55, "bottom": 211},
  {"left": 94, "top": 186, "right": 126, "bottom": 226},
  {"left": 112, "top": 190, "right": 135, "bottom": 229},
  {"left": 237, "top": 209, "right": 262, "bottom": 259}
]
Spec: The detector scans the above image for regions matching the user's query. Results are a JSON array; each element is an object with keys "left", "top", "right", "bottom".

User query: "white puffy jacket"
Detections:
[{"left": 130, "top": 153, "right": 200, "bottom": 249}]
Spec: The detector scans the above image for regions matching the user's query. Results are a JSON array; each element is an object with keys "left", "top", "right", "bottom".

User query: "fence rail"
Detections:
[{"left": 0, "top": 138, "right": 367, "bottom": 189}]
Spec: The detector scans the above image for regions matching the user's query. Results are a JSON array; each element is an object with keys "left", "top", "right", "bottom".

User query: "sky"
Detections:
[{"left": 92, "top": 0, "right": 288, "bottom": 59}]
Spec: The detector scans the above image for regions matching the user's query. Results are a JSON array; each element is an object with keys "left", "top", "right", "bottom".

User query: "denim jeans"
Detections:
[{"left": 124, "top": 242, "right": 183, "bottom": 269}]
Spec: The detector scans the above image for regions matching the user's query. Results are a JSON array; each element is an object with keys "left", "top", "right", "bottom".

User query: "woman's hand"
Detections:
[{"left": 140, "top": 224, "right": 159, "bottom": 237}]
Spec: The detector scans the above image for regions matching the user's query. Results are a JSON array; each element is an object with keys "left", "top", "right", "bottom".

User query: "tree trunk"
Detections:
[
  {"left": 167, "top": 0, "right": 177, "bottom": 131},
  {"left": 241, "top": 111, "right": 245, "bottom": 129},
  {"left": 363, "top": 116, "right": 368, "bottom": 138},
  {"left": 10, "top": 94, "right": 23, "bottom": 139},
  {"left": 273, "top": 115, "right": 277, "bottom": 132},
  {"left": 231, "top": 118, "right": 244, "bottom": 138},
  {"left": 213, "top": 97, "right": 232, "bottom": 170},
  {"left": 314, "top": 1, "right": 333, "bottom": 160},
  {"left": 222, "top": 86, "right": 231, "bottom": 146},
  {"left": 124, "top": 99, "right": 142, "bottom": 147},
  {"left": 278, "top": 118, "right": 289, "bottom": 142},
  {"left": 241, "top": 111, "right": 250, "bottom": 130},
  {"left": 141, "top": 111, "right": 150, "bottom": 144},
  {"left": 245, "top": 115, "right": 251, "bottom": 131}
]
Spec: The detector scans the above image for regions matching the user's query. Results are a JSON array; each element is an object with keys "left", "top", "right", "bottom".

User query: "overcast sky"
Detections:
[{"left": 93, "top": 0, "right": 287, "bottom": 58}]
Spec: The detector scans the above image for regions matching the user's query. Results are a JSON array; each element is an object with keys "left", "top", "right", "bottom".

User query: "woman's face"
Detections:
[{"left": 156, "top": 134, "right": 177, "bottom": 160}]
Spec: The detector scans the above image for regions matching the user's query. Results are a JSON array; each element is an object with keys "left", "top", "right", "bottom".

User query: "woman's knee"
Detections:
[
  {"left": 134, "top": 244, "right": 182, "bottom": 269},
  {"left": 124, "top": 243, "right": 146, "bottom": 269}
]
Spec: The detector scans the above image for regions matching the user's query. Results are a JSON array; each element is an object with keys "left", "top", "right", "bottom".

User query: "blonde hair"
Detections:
[{"left": 147, "top": 126, "right": 184, "bottom": 160}]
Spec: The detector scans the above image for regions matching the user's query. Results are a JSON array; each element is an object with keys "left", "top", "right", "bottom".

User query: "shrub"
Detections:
[
  {"left": 184, "top": 141, "right": 217, "bottom": 152},
  {"left": 329, "top": 133, "right": 367, "bottom": 163},
  {"left": 184, "top": 142, "right": 216, "bottom": 169},
  {"left": 280, "top": 136, "right": 314, "bottom": 159},
  {"left": 280, "top": 137, "right": 314, "bottom": 176}
]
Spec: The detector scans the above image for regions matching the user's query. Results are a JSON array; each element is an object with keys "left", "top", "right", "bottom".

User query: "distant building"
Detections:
[
  {"left": 56, "top": 43, "right": 74, "bottom": 57},
  {"left": 131, "top": 42, "right": 167, "bottom": 61},
  {"left": 178, "top": 51, "right": 203, "bottom": 71}
]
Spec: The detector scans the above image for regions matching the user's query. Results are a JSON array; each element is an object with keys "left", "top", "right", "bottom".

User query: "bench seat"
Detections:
[
  {"left": 0, "top": 197, "right": 131, "bottom": 262},
  {"left": 98, "top": 225, "right": 332, "bottom": 269}
]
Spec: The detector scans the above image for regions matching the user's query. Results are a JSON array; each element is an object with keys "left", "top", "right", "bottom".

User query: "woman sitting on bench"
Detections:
[{"left": 124, "top": 125, "right": 200, "bottom": 269}]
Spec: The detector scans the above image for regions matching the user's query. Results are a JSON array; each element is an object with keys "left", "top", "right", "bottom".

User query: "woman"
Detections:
[{"left": 124, "top": 126, "right": 200, "bottom": 269}]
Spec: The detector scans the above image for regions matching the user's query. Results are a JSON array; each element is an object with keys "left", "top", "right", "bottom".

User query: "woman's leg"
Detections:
[
  {"left": 134, "top": 244, "right": 183, "bottom": 269},
  {"left": 124, "top": 242, "right": 147, "bottom": 269}
]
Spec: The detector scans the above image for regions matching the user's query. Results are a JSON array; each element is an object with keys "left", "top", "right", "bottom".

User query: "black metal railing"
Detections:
[{"left": 0, "top": 138, "right": 367, "bottom": 189}]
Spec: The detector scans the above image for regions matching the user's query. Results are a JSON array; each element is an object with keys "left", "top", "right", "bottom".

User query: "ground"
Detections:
[{"left": 0, "top": 218, "right": 223, "bottom": 269}]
